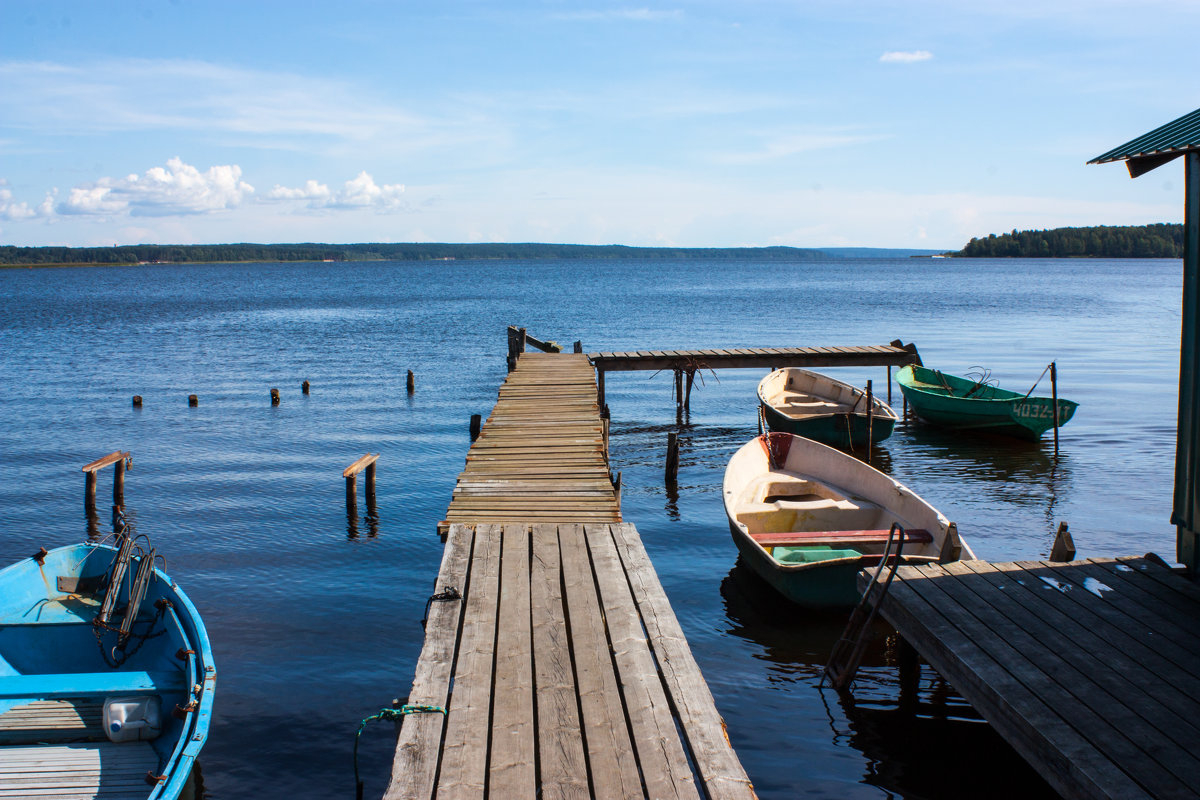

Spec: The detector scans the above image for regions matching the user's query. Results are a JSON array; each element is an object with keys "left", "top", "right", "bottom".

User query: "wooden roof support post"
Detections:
[{"left": 1176, "top": 151, "right": 1200, "bottom": 574}]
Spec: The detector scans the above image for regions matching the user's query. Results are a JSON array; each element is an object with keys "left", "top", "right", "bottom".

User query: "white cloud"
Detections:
[
  {"left": 57, "top": 158, "right": 254, "bottom": 217},
  {"left": 880, "top": 50, "right": 934, "bottom": 63},
  {"left": 0, "top": 180, "right": 36, "bottom": 220},
  {"left": 267, "top": 172, "right": 404, "bottom": 211}
]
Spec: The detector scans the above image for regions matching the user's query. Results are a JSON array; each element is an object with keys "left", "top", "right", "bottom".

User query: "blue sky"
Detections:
[{"left": 1, "top": 0, "right": 1197, "bottom": 249}]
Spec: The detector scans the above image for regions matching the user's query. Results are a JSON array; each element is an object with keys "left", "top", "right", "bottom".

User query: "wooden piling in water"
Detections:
[
  {"left": 1050, "top": 362, "right": 1060, "bottom": 456},
  {"left": 302, "top": 380, "right": 310, "bottom": 395},
  {"left": 344, "top": 453, "right": 380, "bottom": 518},
  {"left": 270, "top": 388, "right": 280, "bottom": 406},
  {"left": 573, "top": 340, "right": 583, "bottom": 353},
  {"left": 665, "top": 432, "right": 679, "bottom": 485},
  {"left": 81, "top": 451, "right": 130, "bottom": 513},
  {"left": 469, "top": 414, "right": 482, "bottom": 441},
  {"left": 188, "top": 394, "right": 198, "bottom": 407},
  {"left": 1049, "top": 521, "right": 1075, "bottom": 562},
  {"left": 132, "top": 395, "right": 142, "bottom": 408},
  {"left": 684, "top": 369, "right": 695, "bottom": 413},
  {"left": 407, "top": 370, "right": 415, "bottom": 394}
]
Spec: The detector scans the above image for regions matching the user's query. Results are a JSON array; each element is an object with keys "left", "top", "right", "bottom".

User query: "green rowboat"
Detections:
[{"left": 896, "top": 364, "right": 1078, "bottom": 440}]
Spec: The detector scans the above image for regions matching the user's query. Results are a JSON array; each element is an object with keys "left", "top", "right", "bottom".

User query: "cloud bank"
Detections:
[
  {"left": 266, "top": 171, "right": 405, "bottom": 210},
  {"left": 58, "top": 158, "right": 254, "bottom": 217}
]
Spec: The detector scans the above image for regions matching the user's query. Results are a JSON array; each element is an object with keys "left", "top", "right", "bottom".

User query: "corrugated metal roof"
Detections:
[{"left": 1089, "top": 106, "right": 1200, "bottom": 165}]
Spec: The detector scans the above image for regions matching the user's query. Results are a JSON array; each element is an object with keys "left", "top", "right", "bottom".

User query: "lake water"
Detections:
[{"left": 0, "top": 257, "right": 1180, "bottom": 798}]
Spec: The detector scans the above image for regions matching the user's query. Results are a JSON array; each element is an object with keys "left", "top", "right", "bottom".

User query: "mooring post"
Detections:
[
  {"left": 302, "top": 380, "right": 310, "bottom": 395},
  {"left": 573, "top": 340, "right": 583, "bottom": 353},
  {"left": 469, "top": 414, "right": 482, "bottom": 441},
  {"left": 270, "top": 388, "right": 280, "bottom": 406},
  {"left": 865, "top": 380, "right": 874, "bottom": 465},
  {"left": 407, "top": 370, "right": 415, "bottom": 394},
  {"left": 132, "top": 395, "right": 142, "bottom": 408},
  {"left": 346, "top": 472, "right": 358, "bottom": 518},
  {"left": 188, "top": 394, "right": 198, "bottom": 407},
  {"left": 665, "top": 432, "right": 680, "bottom": 485},
  {"left": 1050, "top": 522, "right": 1075, "bottom": 562},
  {"left": 1050, "top": 362, "right": 1060, "bottom": 456}
]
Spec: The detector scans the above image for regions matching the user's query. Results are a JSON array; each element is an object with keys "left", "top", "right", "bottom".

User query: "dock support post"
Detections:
[
  {"left": 302, "top": 380, "right": 310, "bottom": 395},
  {"left": 665, "top": 432, "right": 680, "bottom": 485},
  {"left": 898, "top": 637, "right": 919, "bottom": 714},
  {"left": 597, "top": 368, "right": 606, "bottom": 409},
  {"left": 407, "top": 370, "right": 415, "bottom": 394},
  {"left": 132, "top": 395, "right": 142, "bottom": 408},
  {"left": 82, "top": 451, "right": 130, "bottom": 514},
  {"left": 1050, "top": 362, "right": 1060, "bottom": 456},
  {"left": 469, "top": 414, "right": 482, "bottom": 441},
  {"left": 270, "top": 388, "right": 280, "bottom": 406},
  {"left": 188, "top": 394, "right": 198, "bottom": 407},
  {"left": 674, "top": 369, "right": 683, "bottom": 421},
  {"left": 85, "top": 472, "right": 97, "bottom": 512},
  {"left": 1050, "top": 522, "right": 1075, "bottom": 562},
  {"left": 573, "top": 340, "right": 582, "bottom": 353},
  {"left": 684, "top": 369, "right": 695, "bottom": 413}
]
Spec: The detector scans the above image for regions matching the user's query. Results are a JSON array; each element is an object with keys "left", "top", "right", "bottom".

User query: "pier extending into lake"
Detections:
[
  {"left": 390, "top": 351, "right": 754, "bottom": 799},
  {"left": 858, "top": 556, "right": 1200, "bottom": 800}
]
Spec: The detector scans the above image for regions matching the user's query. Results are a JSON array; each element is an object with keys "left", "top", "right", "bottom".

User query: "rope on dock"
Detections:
[{"left": 354, "top": 705, "right": 448, "bottom": 799}]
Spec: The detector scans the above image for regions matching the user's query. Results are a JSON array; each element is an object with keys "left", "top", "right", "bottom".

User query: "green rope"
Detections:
[{"left": 354, "top": 705, "right": 448, "bottom": 798}]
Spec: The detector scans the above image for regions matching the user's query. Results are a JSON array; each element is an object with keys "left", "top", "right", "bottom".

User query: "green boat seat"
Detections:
[{"left": 773, "top": 546, "right": 861, "bottom": 564}]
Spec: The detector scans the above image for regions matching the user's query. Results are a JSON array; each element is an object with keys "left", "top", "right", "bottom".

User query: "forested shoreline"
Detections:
[{"left": 956, "top": 223, "right": 1183, "bottom": 258}]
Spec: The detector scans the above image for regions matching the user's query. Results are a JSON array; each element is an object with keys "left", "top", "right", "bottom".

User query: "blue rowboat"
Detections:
[
  {"left": 0, "top": 539, "right": 215, "bottom": 799},
  {"left": 896, "top": 365, "right": 1078, "bottom": 440},
  {"left": 723, "top": 433, "right": 971, "bottom": 608},
  {"left": 757, "top": 368, "right": 898, "bottom": 450}
]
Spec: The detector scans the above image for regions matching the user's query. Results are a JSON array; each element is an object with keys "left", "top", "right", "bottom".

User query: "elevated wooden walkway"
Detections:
[
  {"left": 588, "top": 342, "right": 919, "bottom": 372},
  {"left": 859, "top": 557, "right": 1200, "bottom": 800},
  {"left": 395, "top": 351, "right": 753, "bottom": 798},
  {"left": 440, "top": 353, "right": 620, "bottom": 532},
  {"left": 387, "top": 523, "right": 755, "bottom": 799}
]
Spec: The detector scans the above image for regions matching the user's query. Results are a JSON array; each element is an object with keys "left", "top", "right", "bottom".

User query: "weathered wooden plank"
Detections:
[
  {"left": 385, "top": 524, "right": 474, "bottom": 800},
  {"left": 531, "top": 524, "right": 590, "bottom": 800},
  {"left": 585, "top": 524, "right": 698, "bottom": 799},
  {"left": 489, "top": 525, "right": 537, "bottom": 796},
  {"left": 558, "top": 523, "right": 643, "bottom": 800},
  {"left": 861, "top": 567, "right": 1150, "bottom": 800},
  {"left": 437, "top": 524, "right": 502, "bottom": 799},
  {"left": 610, "top": 523, "right": 757, "bottom": 800}
]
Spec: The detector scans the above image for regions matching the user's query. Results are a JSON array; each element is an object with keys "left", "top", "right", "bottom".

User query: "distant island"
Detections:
[
  {"left": 956, "top": 223, "right": 1183, "bottom": 258},
  {"left": 0, "top": 242, "right": 940, "bottom": 267}
]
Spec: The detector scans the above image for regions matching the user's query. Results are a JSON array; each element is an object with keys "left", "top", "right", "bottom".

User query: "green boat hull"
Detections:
[
  {"left": 896, "top": 365, "right": 1077, "bottom": 441},
  {"left": 760, "top": 402, "right": 896, "bottom": 450}
]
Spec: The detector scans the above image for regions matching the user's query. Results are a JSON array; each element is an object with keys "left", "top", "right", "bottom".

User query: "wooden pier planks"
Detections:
[
  {"left": 442, "top": 353, "right": 620, "bottom": 530},
  {"left": 588, "top": 343, "right": 919, "bottom": 372},
  {"left": 386, "top": 523, "right": 755, "bottom": 800},
  {"left": 859, "top": 557, "right": 1200, "bottom": 800}
]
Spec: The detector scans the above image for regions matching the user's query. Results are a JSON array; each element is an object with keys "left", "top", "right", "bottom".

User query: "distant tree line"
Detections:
[
  {"left": 957, "top": 224, "right": 1183, "bottom": 258},
  {"left": 0, "top": 242, "right": 839, "bottom": 266}
]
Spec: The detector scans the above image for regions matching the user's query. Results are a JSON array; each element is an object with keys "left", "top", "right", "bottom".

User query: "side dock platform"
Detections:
[{"left": 387, "top": 353, "right": 755, "bottom": 799}]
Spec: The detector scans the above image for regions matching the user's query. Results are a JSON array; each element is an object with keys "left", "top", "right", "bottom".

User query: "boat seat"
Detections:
[
  {"left": 751, "top": 529, "right": 932, "bottom": 547},
  {"left": 0, "top": 670, "right": 185, "bottom": 700}
]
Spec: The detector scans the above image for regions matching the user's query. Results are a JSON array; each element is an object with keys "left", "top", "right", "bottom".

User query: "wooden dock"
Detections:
[
  {"left": 587, "top": 342, "right": 919, "bottom": 373},
  {"left": 440, "top": 352, "right": 620, "bottom": 532},
  {"left": 393, "top": 352, "right": 753, "bottom": 798},
  {"left": 859, "top": 556, "right": 1200, "bottom": 800}
]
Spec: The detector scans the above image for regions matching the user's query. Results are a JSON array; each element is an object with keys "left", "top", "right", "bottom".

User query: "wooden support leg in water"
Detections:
[
  {"left": 684, "top": 369, "right": 695, "bottom": 413},
  {"left": 674, "top": 369, "right": 683, "bottom": 420},
  {"left": 469, "top": 414, "right": 482, "bottom": 441},
  {"left": 665, "top": 432, "right": 679, "bottom": 485},
  {"left": 898, "top": 636, "right": 919, "bottom": 714}
]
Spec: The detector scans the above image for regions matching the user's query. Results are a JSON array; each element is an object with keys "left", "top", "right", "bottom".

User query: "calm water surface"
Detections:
[{"left": 0, "top": 257, "right": 1180, "bottom": 798}]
